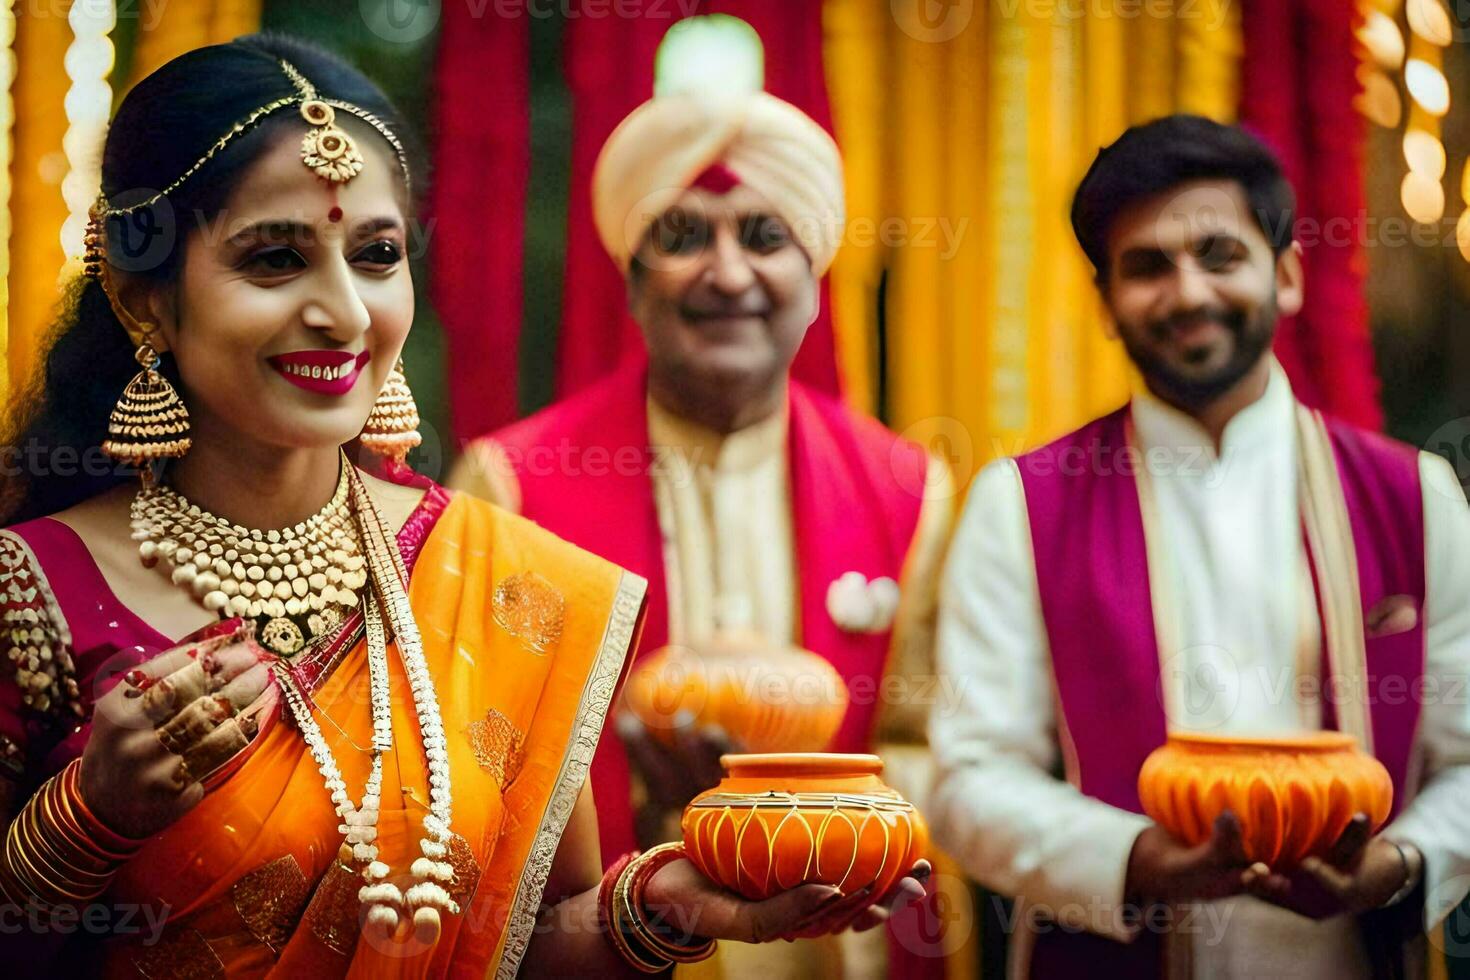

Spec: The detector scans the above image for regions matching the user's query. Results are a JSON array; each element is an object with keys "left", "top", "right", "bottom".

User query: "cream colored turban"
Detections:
[{"left": 592, "top": 90, "right": 846, "bottom": 276}]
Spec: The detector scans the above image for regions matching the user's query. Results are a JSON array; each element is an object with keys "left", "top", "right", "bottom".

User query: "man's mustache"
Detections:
[
  {"left": 1150, "top": 308, "right": 1244, "bottom": 336},
  {"left": 681, "top": 299, "right": 771, "bottom": 320}
]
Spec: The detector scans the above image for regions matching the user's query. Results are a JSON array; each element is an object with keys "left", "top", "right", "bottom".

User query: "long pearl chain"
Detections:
[
  {"left": 274, "top": 460, "right": 457, "bottom": 947},
  {"left": 130, "top": 464, "right": 367, "bottom": 657}
]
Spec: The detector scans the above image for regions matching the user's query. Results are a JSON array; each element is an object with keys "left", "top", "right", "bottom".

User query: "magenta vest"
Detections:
[
  {"left": 1015, "top": 406, "right": 1427, "bottom": 975},
  {"left": 487, "top": 360, "right": 929, "bottom": 863}
]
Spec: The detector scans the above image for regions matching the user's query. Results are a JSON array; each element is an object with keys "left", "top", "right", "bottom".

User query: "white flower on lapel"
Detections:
[{"left": 827, "top": 572, "right": 901, "bottom": 634}]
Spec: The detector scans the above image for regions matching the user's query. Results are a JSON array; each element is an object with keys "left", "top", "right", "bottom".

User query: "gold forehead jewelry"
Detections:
[{"left": 86, "top": 57, "right": 409, "bottom": 230}]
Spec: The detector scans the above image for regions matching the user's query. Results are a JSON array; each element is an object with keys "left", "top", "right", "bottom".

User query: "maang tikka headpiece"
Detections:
[{"left": 84, "top": 56, "right": 410, "bottom": 280}]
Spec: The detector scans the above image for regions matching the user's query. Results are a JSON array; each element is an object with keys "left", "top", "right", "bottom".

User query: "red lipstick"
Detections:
[{"left": 267, "top": 350, "right": 372, "bottom": 396}]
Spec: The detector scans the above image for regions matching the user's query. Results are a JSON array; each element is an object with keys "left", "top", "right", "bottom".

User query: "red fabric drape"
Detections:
[
  {"left": 1297, "top": 0, "right": 1381, "bottom": 429},
  {"left": 1240, "top": 0, "right": 1382, "bottom": 428},
  {"left": 556, "top": 0, "right": 842, "bottom": 401},
  {"left": 429, "top": 2, "right": 530, "bottom": 444}
]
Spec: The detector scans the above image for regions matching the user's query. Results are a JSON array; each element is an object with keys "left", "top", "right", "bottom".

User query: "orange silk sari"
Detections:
[{"left": 101, "top": 492, "right": 646, "bottom": 978}]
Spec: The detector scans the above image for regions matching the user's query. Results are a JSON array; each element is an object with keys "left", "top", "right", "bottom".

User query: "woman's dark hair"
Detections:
[
  {"left": 1070, "top": 114, "right": 1296, "bottom": 280},
  {"left": 0, "top": 33, "right": 420, "bottom": 524}
]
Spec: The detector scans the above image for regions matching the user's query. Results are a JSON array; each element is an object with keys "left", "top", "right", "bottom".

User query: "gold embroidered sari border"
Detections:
[
  {"left": 1296, "top": 406, "right": 1373, "bottom": 752},
  {"left": 493, "top": 569, "right": 648, "bottom": 980}
]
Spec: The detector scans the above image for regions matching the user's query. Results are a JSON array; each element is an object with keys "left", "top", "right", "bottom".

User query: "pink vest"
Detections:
[
  {"left": 1015, "top": 406, "right": 1427, "bottom": 975},
  {"left": 488, "top": 361, "right": 929, "bottom": 862}
]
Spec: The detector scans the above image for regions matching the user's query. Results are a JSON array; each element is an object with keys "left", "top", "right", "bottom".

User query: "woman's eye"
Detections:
[
  {"left": 355, "top": 240, "right": 403, "bottom": 266},
  {"left": 247, "top": 247, "right": 306, "bottom": 273}
]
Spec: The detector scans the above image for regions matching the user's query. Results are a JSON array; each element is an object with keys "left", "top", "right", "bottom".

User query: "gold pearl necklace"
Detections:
[{"left": 129, "top": 458, "right": 367, "bottom": 656}]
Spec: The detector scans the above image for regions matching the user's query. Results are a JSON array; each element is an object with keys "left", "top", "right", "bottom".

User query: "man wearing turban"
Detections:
[{"left": 450, "top": 16, "right": 954, "bottom": 977}]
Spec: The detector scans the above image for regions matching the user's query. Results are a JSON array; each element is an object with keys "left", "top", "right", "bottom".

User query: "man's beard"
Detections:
[{"left": 1119, "top": 296, "right": 1278, "bottom": 412}]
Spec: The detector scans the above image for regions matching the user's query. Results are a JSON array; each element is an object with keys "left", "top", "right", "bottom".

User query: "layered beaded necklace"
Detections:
[
  {"left": 131, "top": 454, "right": 458, "bottom": 945},
  {"left": 130, "top": 462, "right": 367, "bottom": 656}
]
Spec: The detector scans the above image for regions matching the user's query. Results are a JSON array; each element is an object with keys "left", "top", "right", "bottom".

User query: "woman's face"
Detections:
[{"left": 152, "top": 121, "right": 413, "bottom": 454}]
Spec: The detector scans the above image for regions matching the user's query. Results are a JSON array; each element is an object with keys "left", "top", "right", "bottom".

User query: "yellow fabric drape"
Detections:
[
  {"left": 125, "top": 0, "right": 259, "bottom": 88},
  {"left": 1129, "top": 0, "right": 1176, "bottom": 123},
  {"left": 1034, "top": 12, "right": 1087, "bottom": 443},
  {"left": 1079, "top": 4, "right": 1134, "bottom": 421},
  {"left": 886, "top": 9, "right": 952, "bottom": 433},
  {"left": 7, "top": 1, "right": 71, "bottom": 399},
  {"left": 1176, "top": 0, "right": 1242, "bottom": 121},
  {"left": 945, "top": 0, "right": 988, "bottom": 471},
  {"left": 0, "top": 1, "right": 16, "bottom": 407},
  {"left": 824, "top": 0, "right": 885, "bottom": 416},
  {"left": 825, "top": 0, "right": 1242, "bottom": 490},
  {"left": 986, "top": 3, "right": 1036, "bottom": 454}
]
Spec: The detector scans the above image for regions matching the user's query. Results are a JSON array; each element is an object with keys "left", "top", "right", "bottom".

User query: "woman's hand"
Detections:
[
  {"left": 79, "top": 630, "right": 276, "bottom": 839},
  {"left": 641, "top": 856, "right": 932, "bottom": 945}
]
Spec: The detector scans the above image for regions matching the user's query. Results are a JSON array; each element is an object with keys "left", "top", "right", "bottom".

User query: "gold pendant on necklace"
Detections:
[
  {"left": 260, "top": 616, "right": 307, "bottom": 656},
  {"left": 130, "top": 460, "right": 365, "bottom": 656}
]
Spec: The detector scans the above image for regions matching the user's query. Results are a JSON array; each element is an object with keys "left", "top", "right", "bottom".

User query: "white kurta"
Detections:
[
  {"left": 646, "top": 394, "right": 798, "bottom": 647},
  {"left": 930, "top": 362, "right": 1470, "bottom": 978}
]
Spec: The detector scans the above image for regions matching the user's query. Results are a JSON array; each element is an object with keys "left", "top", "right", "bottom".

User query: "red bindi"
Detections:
[{"left": 327, "top": 205, "right": 343, "bottom": 223}]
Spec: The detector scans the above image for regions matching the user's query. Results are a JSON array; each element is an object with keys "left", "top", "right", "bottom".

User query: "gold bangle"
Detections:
[
  {"left": 50, "top": 778, "right": 130, "bottom": 862},
  {"left": 1, "top": 770, "right": 123, "bottom": 907},
  {"left": 624, "top": 843, "right": 716, "bottom": 964},
  {"left": 32, "top": 774, "right": 121, "bottom": 879},
  {"left": 33, "top": 779, "right": 116, "bottom": 873},
  {"left": 57, "top": 759, "right": 146, "bottom": 857},
  {"left": 23, "top": 802, "right": 112, "bottom": 884},
  {"left": 610, "top": 859, "right": 673, "bottom": 973},
  {"left": 5, "top": 821, "right": 105, "bottom": 903}
]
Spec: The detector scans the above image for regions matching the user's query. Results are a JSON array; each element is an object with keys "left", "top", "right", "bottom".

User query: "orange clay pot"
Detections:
[
  {"left": 1137, "top": 731, "right": 1393, "bottom": 869},
  {"left": 623, "top": 631, "right": 848, "bottom": 752},
  {"left": 682, "top": 753, "right": 928, "bottom": 902}
]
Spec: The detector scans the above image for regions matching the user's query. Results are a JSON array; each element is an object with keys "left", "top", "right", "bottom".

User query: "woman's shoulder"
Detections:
[
  {"left": 0, "top": 489, "right": 114, "bottom": 622},
  {"left": 12, "top": 483, "right": 133, "bottom": 561}
]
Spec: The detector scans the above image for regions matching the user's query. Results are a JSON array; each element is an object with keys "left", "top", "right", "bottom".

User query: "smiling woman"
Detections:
[{"left": 0, "top": 32, "right": 920, "bottom": 980}]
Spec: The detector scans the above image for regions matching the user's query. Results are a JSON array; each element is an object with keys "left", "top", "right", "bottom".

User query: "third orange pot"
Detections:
[{"left": 1137, "top": 731, "right": 1393, "bottom": 868}]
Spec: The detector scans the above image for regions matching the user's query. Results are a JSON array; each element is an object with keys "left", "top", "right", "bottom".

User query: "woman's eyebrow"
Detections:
[
  {"left": 348, "top": 215, "right": 407, "bottom": 238},
  {"left": 225, "top": 219, "right": 315, "bottom": 248}
]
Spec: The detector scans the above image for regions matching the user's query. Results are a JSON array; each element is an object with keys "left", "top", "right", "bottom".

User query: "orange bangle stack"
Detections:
[{"left": 0, "top": 759, "right": 147, "bottom": 908}]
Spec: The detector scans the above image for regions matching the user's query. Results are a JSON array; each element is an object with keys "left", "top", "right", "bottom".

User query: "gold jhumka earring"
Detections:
[
  {"left": 86, "top": 209, "right": 192, "bottom": 481},
  {"left": 360, "top": 359, "right": 423, "bottom": 464}
]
